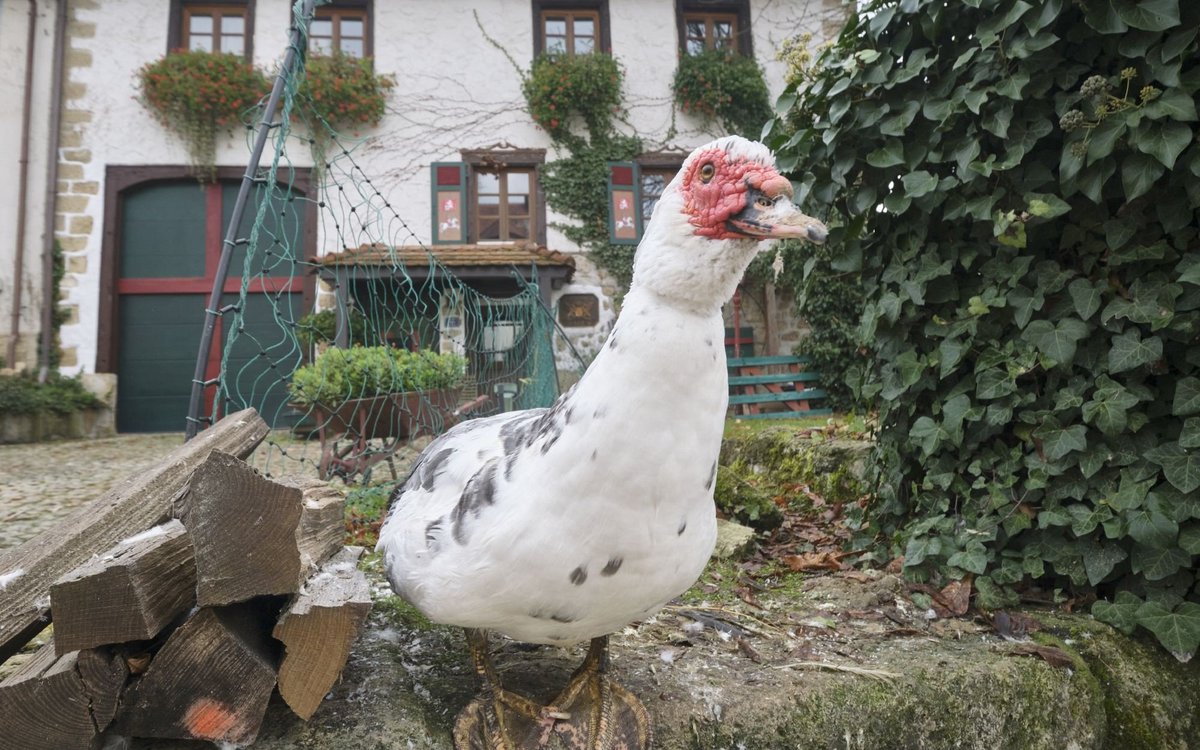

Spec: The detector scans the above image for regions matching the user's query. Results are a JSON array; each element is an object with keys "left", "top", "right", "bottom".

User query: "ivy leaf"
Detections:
[
  {"left": 867, "top": 141, "right": 905, "bottom": 168},
  {"left": 1173, "top": 377, "right": 1200, "bottom": 416},
  {"left": 1068, "top": 278, "right": 1103, "bottom": 320},
  {"left": 1068, "top": 503, "right": 1112, "bottom": 537},
  {"left": 909, "top": 416, "right": 944, "bottom": 456},
  {"left": 1180, "top": 418, "right": 1200, "bottom": 449},
  {"left": 947, "top": 546, "right": 989, "bottom": 574},
  {"left": 1008, "top": 285, "right": 1044, "bottom": 329},
  {"left": 1145, "top": 443, "right": 1200, "bottom": 493},
  {"left": 1093, "top": 591, "right": 1143, "bottom": 634},
  {"left": 1142, "top": 88, "right": 1199, "bottom": 122},
  {"left": 1114, "top": 0, "right": 1181, "bottom": 32},
  {"left": 904, "top": 534, "right": 940, "bottom": 567},
  {"left": 1130, "top": 542, "right": 1191, "bottom": 581},
  {"left": 1082, "top": 378, "right": 1141, "bottom": 435},
  {"left": 1024, "top": 318, "right": 1088, "bottom": 366},
  {"left": 1126, "top": 507, "right": 1179, "bottom": 547},
  {"left": 1079, "top": 536, "right": 1127, "bottom": 585},
  {"left": 1136, "top": 121, "right": 1194, "bottom": 170},
  {"left": 1121, "top": 152, "right": 1165, "bottom": 202},
  {"left": 902, "top": 170, "right": 939, "bottom": 197},
  {"left": 1107, "top": 471, "right": 1155, "bottom": 511},
  {"left": 1178, "top": 524, "right": 1200, "bottom": 555},
  {"left": 977, "top": 367, "right": 1017, "bottom": 400},
  {"left": 1108, "top": 328, "right": 1163, "bottom": 373},
  {"left": 1135, "top": 600, "right": 1200, "bottom": 662},
  {"left": 1035, "top": 422, "right": 1088, "bottom": 461},
  {"left": 1026, "top": 192, "right": 1071, "bottom": 218}
]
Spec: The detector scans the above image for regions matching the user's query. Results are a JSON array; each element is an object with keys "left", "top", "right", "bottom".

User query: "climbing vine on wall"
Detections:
[{"left": 521, "top": 53, "right": 643, "bottom": 290}]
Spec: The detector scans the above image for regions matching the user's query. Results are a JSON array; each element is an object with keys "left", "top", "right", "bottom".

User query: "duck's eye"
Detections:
[
  {"left": 756, "top": 195, "right": 774, "bottom": 209},
  {"left": 699, "top": 163, "right": 716, "bottom": 182}
]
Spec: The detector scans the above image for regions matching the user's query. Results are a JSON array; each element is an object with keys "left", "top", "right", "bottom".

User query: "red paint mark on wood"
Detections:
[{"left": 183, "top": 697, "right": 240, "bottom": 740}]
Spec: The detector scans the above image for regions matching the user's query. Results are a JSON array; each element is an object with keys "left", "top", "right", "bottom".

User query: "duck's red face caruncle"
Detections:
[{"left": 678, "top": 147, "right": 828, "bottom": 244}]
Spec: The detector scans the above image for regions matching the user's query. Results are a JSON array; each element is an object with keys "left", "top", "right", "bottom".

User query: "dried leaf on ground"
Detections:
[
  {"left": 1007, "top": 643, "right": 1074, "bottom": 669},
  {"left": 783, "top": 551, "right": 846, "bottom": 572}
]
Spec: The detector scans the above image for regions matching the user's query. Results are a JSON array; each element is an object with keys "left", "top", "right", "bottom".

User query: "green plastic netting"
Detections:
[{"left": 194, "top": 0, "right": 581, "bottom": 482}]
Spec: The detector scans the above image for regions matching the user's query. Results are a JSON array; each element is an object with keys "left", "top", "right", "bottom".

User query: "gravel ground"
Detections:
[{"left": 0, "top": 431, "right": 418, "bottom": 552}]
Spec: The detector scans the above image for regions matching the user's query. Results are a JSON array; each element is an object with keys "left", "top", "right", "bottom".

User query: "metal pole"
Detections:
[{"left": 185, "top": 0, "right": 316, "bottom": 440}]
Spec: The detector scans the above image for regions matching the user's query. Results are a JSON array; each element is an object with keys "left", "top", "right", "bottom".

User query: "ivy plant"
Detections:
[
  {"left": 769, "top": 0, "right": 1200, "bottom": 660},
  {"left": 520, "top": 53, "right": 643, "bottom": 289}
]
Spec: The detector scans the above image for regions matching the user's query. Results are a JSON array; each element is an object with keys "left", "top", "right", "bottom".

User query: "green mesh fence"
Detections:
[{"left": 193, "top": 0, "right": 582, "bottom": 482}]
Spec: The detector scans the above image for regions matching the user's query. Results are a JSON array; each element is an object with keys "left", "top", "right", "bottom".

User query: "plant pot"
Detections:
[{"left": 301, "top": 388, "right": 462, "bottom": 441}]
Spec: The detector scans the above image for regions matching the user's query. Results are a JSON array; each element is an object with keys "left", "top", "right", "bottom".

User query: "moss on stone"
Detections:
[
  {"left": 719, "top": 424, "right": 871, "bottom": 507},
  {"left": 1039, "top": 616, "right": 1200, "bottom": 749}
]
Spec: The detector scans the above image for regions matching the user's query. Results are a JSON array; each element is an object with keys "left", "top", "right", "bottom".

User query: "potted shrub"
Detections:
[
  {"left": 522, "top": 51, "right": 624, "bottom": 143},
  {"left": 672, "top": 49, "right": 772, "bottom": 137},
  {"left": 137, "top": 50, "right": 269, "bottom": 181},
  {"left": 289, "top": 346, "right": 467, "bottom": 441}
]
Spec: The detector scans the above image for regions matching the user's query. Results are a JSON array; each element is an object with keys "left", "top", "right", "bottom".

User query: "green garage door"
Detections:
[{"left": 115, "top": 180, "right": 307, "bottom": 432}]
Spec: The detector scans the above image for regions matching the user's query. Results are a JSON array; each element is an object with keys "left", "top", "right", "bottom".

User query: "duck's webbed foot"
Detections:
[
  {"left": 536, "top": 636, "right": 652, "bottom": 750},
  {"left": 453, "top": 632, "right": 650, "bottom": 750}
]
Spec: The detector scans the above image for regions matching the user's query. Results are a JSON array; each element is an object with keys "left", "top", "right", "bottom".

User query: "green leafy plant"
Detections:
[
  {"left": 523, "top": 52, "right": 624, "bottom": 146},
  {"left": 0, "top": 372, "right": 102, "bottom": 416},
  {"left": 137, "top": 50, "right": 269, "bottom": 181},
  {"left": 517, "top": 51, "right": 642, "bottom": 290},
  {"left": 289, "top": 346, "right": 466, "bottom": 407},
  {"left": 673, "top": 49, "right": 773, "bottom": 137},
  {"left": 769, "top": 0, "right": 1200, "bottom": 660},
  {"left": 294, "top": 308, "right": 377, "bottom": 348},
  {"left": 298, "top": 53, "right": 394, "bottom": 131}
]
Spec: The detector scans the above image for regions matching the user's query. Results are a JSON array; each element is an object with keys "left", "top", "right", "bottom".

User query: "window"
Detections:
[
  {"left": 541, "top": 9, "right": 600, "bottom": 55},
  {"left": 532, "top": 2, "right": 610, "bottom": 56},
  {"left": 475, "top": 169, "right": 535, "bottom": 242},
  {"left": 682, "top": 12, "right": 737, "bottom": 54},
  {"left": 430, "top": 150, "right": 546, "bottom": 245},
  {"left": 676, "top": 1, "right": 751, "bottom": 56},
  {"left": 640, "top": 167, "right": 678, "bottom": 225},
  {"left": 179, "top": 3, "right": 250, "bottom": 56},
  {"left": 310, "top": 4, "right": 369, "bottom": 57}
]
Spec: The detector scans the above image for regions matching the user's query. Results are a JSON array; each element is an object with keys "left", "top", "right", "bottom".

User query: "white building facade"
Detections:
[{"left": 0, "top": 0, "right": 843, "bottom": 430}]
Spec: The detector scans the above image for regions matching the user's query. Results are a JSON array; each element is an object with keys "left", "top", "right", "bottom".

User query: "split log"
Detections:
[
  {"left": 177, "top": 453, "right": 345, "bottom": 606},
  {"left": 50, "top": 519, "right": 196, "bottom": 656},
  {"left": 0, "top": 409, "right": 269, "bottom": 664},
  {"left": 113, "top": 603, "right": 278, "bottom": 745},
  {"left": 0, "top": 643, "right": 128, "bottom": 750},
  {"left": 274, "top": 545, "right": 371, "bottom": 719}
]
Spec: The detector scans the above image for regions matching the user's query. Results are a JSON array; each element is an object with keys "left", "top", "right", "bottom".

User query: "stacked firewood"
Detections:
[{"left": 0, "top": 410, "right": 372, "bottom": 749}]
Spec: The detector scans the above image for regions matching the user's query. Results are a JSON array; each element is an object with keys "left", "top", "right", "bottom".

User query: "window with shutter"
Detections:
[
  {"left": 431, "top": 162, "right": 467, "bottom": 244},
  {"left": 606, "top": 162, "right": 642, "bottom": 245}
]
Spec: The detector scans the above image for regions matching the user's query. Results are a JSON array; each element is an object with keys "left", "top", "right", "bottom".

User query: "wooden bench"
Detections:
[{"left": 727, "top": 355, "right": 831, "bottom": 419}]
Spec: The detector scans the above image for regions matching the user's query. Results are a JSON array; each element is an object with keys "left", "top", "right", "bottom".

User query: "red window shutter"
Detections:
[
  {"left": 606, "top": 161, "right": 642, "bottom": 245},
  {"left": 431, "top": 162, "right": 467, "bottom": 244}
]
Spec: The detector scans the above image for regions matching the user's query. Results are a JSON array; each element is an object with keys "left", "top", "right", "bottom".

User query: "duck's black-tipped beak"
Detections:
[{"left": 726, "top": 188, "right": 828, "bottom": 244}]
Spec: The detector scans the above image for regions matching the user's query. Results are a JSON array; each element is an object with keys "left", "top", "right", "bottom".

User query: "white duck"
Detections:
[{"left": 377, "top": 135, "right": 827, "bottom": 750}]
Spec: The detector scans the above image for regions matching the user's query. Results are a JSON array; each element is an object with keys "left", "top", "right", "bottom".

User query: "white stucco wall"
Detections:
[
  {"left": 0, "top": 0, "right": 60, "bottom": 368},
  {"left": 23, "top": 0, "right": 840, "bottom": 374}
]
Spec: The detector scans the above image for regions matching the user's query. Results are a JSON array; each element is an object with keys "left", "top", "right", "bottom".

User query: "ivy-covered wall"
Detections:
[{"left": 770, "top": 0, "right": 1200, "bottom": 658}]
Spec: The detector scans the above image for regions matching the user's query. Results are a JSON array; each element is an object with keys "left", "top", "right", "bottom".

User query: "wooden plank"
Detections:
[
  {"left": 0, "top": 409, "right": 269, "bottom": 665},
  {"left": 274, "top": 546, "right": 371, "bottom": 720},
  {"left": 178, "top": 453, "right": 345, "bottom": 607},
  {"left": 113, "top": 603, "right": 278, "bottom": 745},
  {"left": 50, "top": 520, "right": 196, "bottom": 656},
  {"left": 728, "top": 372, "right": 822, "bottom": 386},
  {"left": 0, "top": 643, "right": 128, "bottom": 750},
  {"left": 727, "top": 354, "right": 812, "bottom": 367},
  {"left": 728, "top": 389, "right": 828, "bottom": 405}
]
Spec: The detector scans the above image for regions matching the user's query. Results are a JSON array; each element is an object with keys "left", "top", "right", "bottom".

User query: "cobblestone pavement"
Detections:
[{"left": 0, "top": 431, "right": 421, "bottom": 552}]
